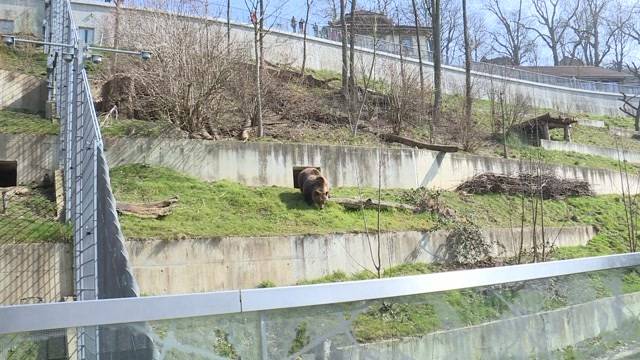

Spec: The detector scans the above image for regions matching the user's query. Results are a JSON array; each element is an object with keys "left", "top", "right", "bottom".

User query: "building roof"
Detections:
[
  {"left": 517, "top": 66, "right": 634, "bottom": 82},
  {"left": 329, "top": 10, "right": 431, "bottom": 36}
]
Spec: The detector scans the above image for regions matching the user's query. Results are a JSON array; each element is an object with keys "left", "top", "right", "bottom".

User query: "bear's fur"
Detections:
[{"left": 298, "top": 168, "right": 330, "bottom": 208}]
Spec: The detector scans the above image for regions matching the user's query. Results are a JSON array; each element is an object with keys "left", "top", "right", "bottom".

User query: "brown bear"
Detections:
[{"left": 298, "top": 168, "right": 330, "bottom": 209}]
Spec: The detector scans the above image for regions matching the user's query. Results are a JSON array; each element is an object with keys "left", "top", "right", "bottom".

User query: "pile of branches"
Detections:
[{"left": 456, "top": 173, "right": 593, "bottom": 199}]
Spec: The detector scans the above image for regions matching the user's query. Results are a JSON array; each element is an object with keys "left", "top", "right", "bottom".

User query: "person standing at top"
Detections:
[
  {"left": 313, "top": 23, "right": 319, "bottom": 37},
  {"left": 299, "top": 19, "right": 305, "bottom": 33},
  {"left": 291, "top": 16, "right": 297, "bottom": 32}
]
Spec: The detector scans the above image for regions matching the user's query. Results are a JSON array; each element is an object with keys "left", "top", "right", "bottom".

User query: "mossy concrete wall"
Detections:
[
  {"left": 125, "top": 226, "right": 594, "bottom": 295},
  {"left": 332, "top": 292, "right": 640, "bottom": 359},
  {"left": 3, "top": 133, "right": 640, "bottom": 195},
  {"left": 0, "top": 70, "right": 47, "bottom": 115},
  {"left": 0, "top": 243, "right": 73, "bottom": 305},
  {"left": 103, "top": 137, "right": 640, "bottom": 195},
  {"left": 0, "top": 133, "right": 57, "bottom": 185},
  {"left": 541, "top": 139, "right": 640, "bottom": 164}
]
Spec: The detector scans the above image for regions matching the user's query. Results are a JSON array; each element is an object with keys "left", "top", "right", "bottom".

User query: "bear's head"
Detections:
[{"left": 313, "top": 183, "right": 330, "bottom": 209}]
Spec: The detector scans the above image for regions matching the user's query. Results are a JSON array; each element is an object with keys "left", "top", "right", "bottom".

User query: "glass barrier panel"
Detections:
[{"left": 3, "top": 265, "right": 640, "bottom": 359}]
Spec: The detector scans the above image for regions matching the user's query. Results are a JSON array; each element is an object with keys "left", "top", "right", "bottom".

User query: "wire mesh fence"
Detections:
[{"left": 0, "top": 0, "right": 145, "bottom": 358}]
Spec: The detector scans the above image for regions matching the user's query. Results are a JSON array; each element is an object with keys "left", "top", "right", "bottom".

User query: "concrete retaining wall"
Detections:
[
  {"left": 0, "top": 226, "right": 593, "bottom": 301},
  {"left": 102, "top": 137, "right": 640, "bottom": 195},
  {"left": 0, "top": 70, "right": 47, "bottom": 114},
  {"left": 332, "top": 292, "right": 640, "bottom": 359},
  {"left": 126, "top": 226, "right": 594, "bottom": 295},
  {"left": 577, "top": 119, "right": 606, "bottom": 128},
  {"left": 0, "top": 133, "right": 57, "bottom": 185},
  {"left": 610, "top": 126, "right": 640, "bottom": 138},
  {"left": 541, "top": 139, "right": 640, "bottom": 164},
  {"left": 0, "top": 243, "right": 73, "bottom": 305},
  {"left": 4, "top": 133, "right": 640, "bottom": 195}
]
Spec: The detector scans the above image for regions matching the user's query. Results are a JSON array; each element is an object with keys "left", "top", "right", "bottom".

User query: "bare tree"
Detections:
[
  {"left": 227, "top": 0, "right": 231, "bottom": 53},
  {"left": 527, "top": 0, "right": 580, "bottom": 66},
  {"left": 348, "top": 0, "right": 357, "bottom": 92},
  {"left": 411, "top": 0, "right": 425, "bottom": 95},
  {"left": 301, "top": 0, "right": 314, "bottom": 75},
  {"left": 606, "top": 0, "right": 636, "bottom": 71},
  {"left": 431, "top": 0, "right": 442, "bottom": 130},
  {"left": 462, "top": 0, "right": 472, "bottom": 151},
  {"left": 440, "top": 0, "right": 463, "bottom": 64},
  {"left": 245, "top": 0, "right": 265, "bottom": 136},
  {"left": 620, "top": 63, "right": 640, "bottom": 131},
  {"left": 567, "top": 0, "right": 614, "bottom": 66},
  {"left": 340, "top": 0, "right": 349, "bottom": 96},
  {"left": 469, "top": 16, "right": 488, "bottom": 62},
  {"left": 116, "top": 6, "right": 247, "bottom": 139},
  {"left": 485, "top": 0, "right": 535, "bottom": 65}
]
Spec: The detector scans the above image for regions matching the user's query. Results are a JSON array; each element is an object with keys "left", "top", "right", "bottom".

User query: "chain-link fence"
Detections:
[{"left": 47, "top": 0, "right": 145, "bottom": 358}]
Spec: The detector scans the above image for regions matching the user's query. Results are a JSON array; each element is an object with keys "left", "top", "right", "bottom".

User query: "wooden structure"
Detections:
[{"left": 512, "top": 113, "right": 577, "bottom": 145}]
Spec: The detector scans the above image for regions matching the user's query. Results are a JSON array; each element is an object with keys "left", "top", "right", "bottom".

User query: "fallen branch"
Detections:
[
  {"left": 117, "top": 196, "right": 179, "bottom": 219},
  {"left": 331, "top": 197, "right": 418, "bottom": 212},
  {"left": 0, "top": 186, "right": 30, "bottom": 214},
  {"left": 379, "top": 133, "right": 460, "bottom": 152}
]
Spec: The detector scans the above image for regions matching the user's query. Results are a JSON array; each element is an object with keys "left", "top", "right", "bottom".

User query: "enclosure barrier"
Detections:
[{"left": 2, "top": 253, "right": 640, "bottom": 358}]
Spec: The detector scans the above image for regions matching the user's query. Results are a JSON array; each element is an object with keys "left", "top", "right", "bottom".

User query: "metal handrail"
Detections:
[{"left": 2, "top": 252, "right": 639, "bottom": 335}]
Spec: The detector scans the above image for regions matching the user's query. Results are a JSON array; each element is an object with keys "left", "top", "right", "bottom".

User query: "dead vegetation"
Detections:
[{"left": 456, "top": 173, "right": 593, "bottom": 199}]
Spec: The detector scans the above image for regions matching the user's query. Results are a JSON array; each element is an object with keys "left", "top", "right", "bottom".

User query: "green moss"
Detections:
[
  {"left": 354, "top": 302, "right": 440, "bottom": 342},
  {"left": 256, "top": 280, "right": 276, "bottom": 288},
  {"left": 288, "top": 322, "right": 310, "bottom": 355}
]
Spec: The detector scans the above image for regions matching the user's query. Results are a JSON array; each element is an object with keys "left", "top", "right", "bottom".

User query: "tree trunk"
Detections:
[
  {"left": 348, "top": 0, "right": 357, "bottom": 90},
  {"left": 301, "top": 0, "right": 311, "bottom": 75},
  {"left": 431, "top": 0, "right": 442, "bottom": 128},
  {"left": 462, "top": 0, "right": 472, "bottom": 148},
  {"left": 340, "top": 0, "right": 348, "bottom": 97},
  {"left": 411, "top": 0, "right": 424, "bottom": 95},
  {"left": 254, "top": 27, "right": 264, "bottom": 137},
  {"left": 226, "top": 0, "right": 230, "bottom": 53},
  {"left": 113, "top": 0, "right": 122, "bottom": 66}
]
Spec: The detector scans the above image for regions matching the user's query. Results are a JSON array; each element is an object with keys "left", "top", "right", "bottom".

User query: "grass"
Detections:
[
  {"left": 111, "top": 164, "right": 438, "bottom": 239},
  {"left": 0, "top": 45, "right": 48, "bottom": 77},
  {"left": 0, "top": 110, "right": 58, "bottom": 135},
  {"left": 292, "top": 262, "right": 640, "bottom": 344},
  {"left": 551, "top": 125, "right": 640, "bottom": 152},
  {"left": 0, "top": 187, "right": 70, "bottom": 243},
  {"left": 111, "top": 164, "right": 637, "bottom": 260}
]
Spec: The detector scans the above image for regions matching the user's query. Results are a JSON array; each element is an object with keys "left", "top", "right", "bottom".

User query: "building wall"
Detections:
[{"left": 0, "top": 0, "right": 43, "bottom": 36}]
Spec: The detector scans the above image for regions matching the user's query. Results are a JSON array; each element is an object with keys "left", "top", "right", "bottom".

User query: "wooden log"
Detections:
[
  {"left": 117, "top": 196, "right": 179, "bottom": 219},
  {"left": 331, "top": 197, "right": 418, "bottom": 212},
  {"left": 379, "top": 133, "right": 460, "bottom": 152}
]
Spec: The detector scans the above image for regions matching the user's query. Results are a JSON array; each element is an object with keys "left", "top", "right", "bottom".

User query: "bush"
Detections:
[{"left": 445, "top": 222, "right": 503, "bottom": 266}]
